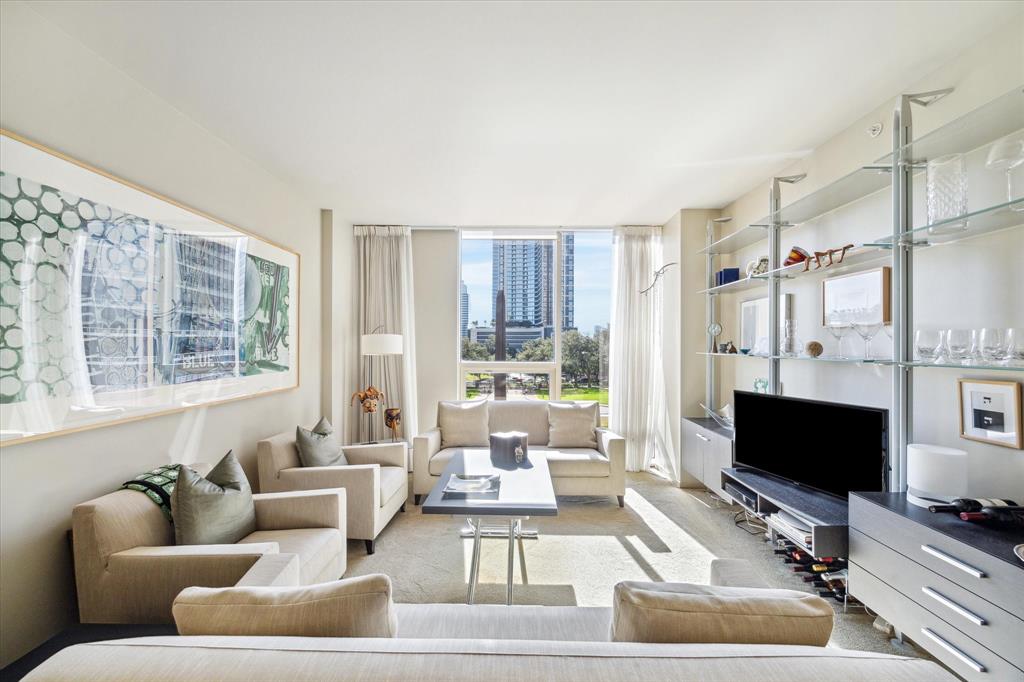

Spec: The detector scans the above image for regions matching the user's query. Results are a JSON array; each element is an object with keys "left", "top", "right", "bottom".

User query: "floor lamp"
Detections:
[{"left": 357, "top": 332, "right": 403, "bottom": 442}]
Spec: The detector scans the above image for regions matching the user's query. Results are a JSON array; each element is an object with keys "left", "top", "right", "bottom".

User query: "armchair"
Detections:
[
  {"left": 72, "top": 487, "right": 346, "bottom": 624},
  {"left": 258, "top": 432, "right": 408, "bottom": 554}
]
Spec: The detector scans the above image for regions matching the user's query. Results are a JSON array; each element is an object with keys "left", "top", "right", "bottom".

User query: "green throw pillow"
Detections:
[
  {"left": 171, "top": 451, "right": 256, "bottom": 545},
  {"left": 296, "top": 417, "right": 348, "bottom": 467}
]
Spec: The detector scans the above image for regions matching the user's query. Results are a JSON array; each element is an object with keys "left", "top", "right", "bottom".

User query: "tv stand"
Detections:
[{"left": 722, "top": 468, "right": 849, "bottom": 558}]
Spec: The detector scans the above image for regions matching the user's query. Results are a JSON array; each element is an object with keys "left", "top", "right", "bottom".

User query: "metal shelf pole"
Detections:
[{"left": 769, "top": 175, "right": 805, "bottom": 395}]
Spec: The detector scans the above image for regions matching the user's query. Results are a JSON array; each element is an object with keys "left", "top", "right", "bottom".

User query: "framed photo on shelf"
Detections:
[
  {"left": 0, "top": 131, "right": 300, "bottom": 445},
  {"left": 739, "top": 294, "right": 793, "bottom": 355},
  {"left": 821, "top": 266, "right": 891, "bottom": 327},
  {"left": 957, "top": 379, "right": 1022, "bottom": 449}
]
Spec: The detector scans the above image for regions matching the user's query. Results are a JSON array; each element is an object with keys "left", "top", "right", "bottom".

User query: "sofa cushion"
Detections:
[
  {"left": 534, "top": 446, "right": 610, "bottom": 478},
  {"left": 379, "top": 467, "right": 406, "bottom": 506},
  {"left": 172, "top": 574, "right": 397, "bottom": 638},
  {"left": 296, "top": 418, "right": 347, "bottom": 468},
  {"left": 438, "top": 400, "right": 490, "bottom": 448},
  {"left": 239, "top": 528, "right": 343, "bottom": 584},
  {"left": 395, "top": 604, "right": 612, "bottom": 641},
  {"left": 548, "top": 402, "right": 599, "bottom": 448},
  {"left": 172, "top": 451, "right": 256, "bottom": 546},
  {"left": 487, "top": 400, "right": 552, "bottom": 445},
  {"left": 611, "top": 581, "right": 834, "bottom": 646}
]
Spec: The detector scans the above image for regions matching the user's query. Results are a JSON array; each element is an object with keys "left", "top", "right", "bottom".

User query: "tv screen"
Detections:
[{"left": 733, "top": 391, "right": 888, "bottom": 498}]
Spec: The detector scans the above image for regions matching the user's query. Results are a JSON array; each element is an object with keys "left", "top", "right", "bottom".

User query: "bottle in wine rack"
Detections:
[{"left": 929, "top": 498, "right": 1017, "bottom": 514}]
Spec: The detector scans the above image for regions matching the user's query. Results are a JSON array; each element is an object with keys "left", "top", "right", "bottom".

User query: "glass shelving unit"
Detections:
[{"left": 699, "top": 85, "right": 1024, "bottom": 495}]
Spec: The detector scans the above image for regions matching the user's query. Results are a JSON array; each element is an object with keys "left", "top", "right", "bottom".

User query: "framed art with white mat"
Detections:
[{"left": 957, "top": 379, "right": 1022, "bottom": 449}]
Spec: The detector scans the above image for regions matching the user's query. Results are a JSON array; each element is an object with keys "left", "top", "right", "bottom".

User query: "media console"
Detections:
[{"left": 721, "top": 467, "right": 849, "bottom": 559}]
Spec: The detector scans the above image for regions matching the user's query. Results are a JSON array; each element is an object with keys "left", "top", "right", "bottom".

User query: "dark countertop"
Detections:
[
  {"left": 683, "top": 416, "right": 735, "bottom": 440},
  {"left": 853, "top": 492, "right": 1024, "bottom": 569}
]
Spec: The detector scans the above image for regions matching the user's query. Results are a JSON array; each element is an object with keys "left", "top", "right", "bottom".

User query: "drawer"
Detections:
[
  {"left": 850, "top": 496, "right": 1024, "bottom": 616},
  {"left": 850, "top": 562, "right": 1024, "bottom": 682},
  {"left": 851, "top": 529, "right": 1024, "bottom": 668}
]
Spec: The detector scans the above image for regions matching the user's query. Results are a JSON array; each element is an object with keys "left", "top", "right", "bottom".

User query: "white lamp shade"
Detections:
[
  {"left": 361, "top": 333, "right": 403, "bottom": 356},
  {"left": 907, "top": 443, "right": 968, "bottom": 507}
]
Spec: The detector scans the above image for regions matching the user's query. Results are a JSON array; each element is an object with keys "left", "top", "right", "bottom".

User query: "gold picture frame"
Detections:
[
  {"left": 957, "top": 379, "right": 1023, "bottom": 450},
  {"left": 0, "top": 130, "right": 300, "bottom": 446},
  {"left": 821, "top": 266, "right": 891, "bottom": 327}
]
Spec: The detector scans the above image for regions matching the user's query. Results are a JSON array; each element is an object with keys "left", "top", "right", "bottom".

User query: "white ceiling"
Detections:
[{"left": 26, "top": 1, "right": 1018, "bottom": 226}]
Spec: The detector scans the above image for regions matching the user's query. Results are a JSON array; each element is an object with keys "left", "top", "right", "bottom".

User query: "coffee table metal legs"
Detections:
[
  {"left": 467, "top": 518, "right": 483, "bottom": 604},
  {"left": 466, "top": 517, "right": 523, "bottom": 606}
]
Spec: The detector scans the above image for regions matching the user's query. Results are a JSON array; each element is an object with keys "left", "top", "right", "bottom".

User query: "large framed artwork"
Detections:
[{"left": 0, "top": 131, "right": 299, "bottom": 444}]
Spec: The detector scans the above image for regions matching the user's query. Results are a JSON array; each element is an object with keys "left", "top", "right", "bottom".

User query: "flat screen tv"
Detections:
[{"left": 733, "top": 391, "right": 888, "bottom": 499}]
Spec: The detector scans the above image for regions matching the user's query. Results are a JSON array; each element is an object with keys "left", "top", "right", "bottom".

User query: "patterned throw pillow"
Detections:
[
  {"left": 296, "top": 417, "right": 347, "bottom": 467},
  {"left": 171, "top": 451, "right": 257, "bottom": 545}
]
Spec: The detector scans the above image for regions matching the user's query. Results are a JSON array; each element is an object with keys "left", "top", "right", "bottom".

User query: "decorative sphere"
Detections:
[{"left": 805, "top": 341, "right": 824, "bottom": 358}]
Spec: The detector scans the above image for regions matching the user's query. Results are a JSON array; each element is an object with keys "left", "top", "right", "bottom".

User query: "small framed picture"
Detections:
[
  {"left": 821, "top": 267, "right": 891, "bottom": 327},
  {"left": 958, "top": 379, "right": 1022, "bottom": 449}
]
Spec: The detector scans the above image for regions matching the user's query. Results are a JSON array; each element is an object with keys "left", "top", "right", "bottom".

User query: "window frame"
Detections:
[{"left": 458, "top": 229, "right": 607, "bottom": 402}]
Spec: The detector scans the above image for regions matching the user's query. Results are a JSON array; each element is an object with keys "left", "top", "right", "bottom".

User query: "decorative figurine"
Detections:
[
  {"left": 745, "top": 256, "right": 771, "bottom": 278},
  {"left": 806, "top": 340, "right": 824, "bottom": 358},
  {"left": 384, "top": 407, "right": 402, "bottom": 442},
  {"left": 806, "top": 243, "right": 855, "bottom": 271},
  {"left": 726, "top": 341, "right": 738, "bottom": 354},
  {"left": 351, "top": 386, "right": 385, "bottom": 413},
  {"left": 783, "top": 246, "right": 810, "bottom": 267}
]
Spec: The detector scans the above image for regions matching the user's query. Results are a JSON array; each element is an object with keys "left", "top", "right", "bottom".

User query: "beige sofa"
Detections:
[
  {"left": 414, "top": 400, "right": 626, "bottom": 506},
  {"left": 29, "top": 560, "right": 951, "bottom": 681},
  {"left": 72, "top": 487, "right": 346, "bottom": 624},
  {"left": 258, "top": 435, "right": 408, "bottom": 554}
]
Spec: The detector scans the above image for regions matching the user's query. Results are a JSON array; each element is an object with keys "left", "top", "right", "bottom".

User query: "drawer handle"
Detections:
[
  {"left": 695, "top": 434, "right": 711, "bottom": 442},
  {"left": 920, "top": 627, "right": 987, "bottom": 673},
  {"left": 921, "top": 587, "right": 987, "bottom": 626},
  {"left": 920, "top": 544, "right": 987, "bottom": 579}
]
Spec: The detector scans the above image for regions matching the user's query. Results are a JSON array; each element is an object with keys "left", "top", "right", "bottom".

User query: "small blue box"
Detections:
[{"left": 717, "top": 268, "right": 739, "bottom": 286}]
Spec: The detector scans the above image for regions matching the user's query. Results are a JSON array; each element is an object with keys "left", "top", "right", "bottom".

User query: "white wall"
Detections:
[
  {"left": 0, "top": 2, "right": 325, "bottom": 666},
  {"left": 709, "top": 20, "right": 1024, "bottom": 499},
  {"left": 411, "top": 230, "right": 460, "bottom": 432}
]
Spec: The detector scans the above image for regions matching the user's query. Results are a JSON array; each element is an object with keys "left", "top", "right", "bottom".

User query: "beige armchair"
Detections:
[
  {"left": 72, "top": 487, "right": 346, "bottom": 624},
  {"left": 258, "top": 432, "right": 408, "bottom": 554}
]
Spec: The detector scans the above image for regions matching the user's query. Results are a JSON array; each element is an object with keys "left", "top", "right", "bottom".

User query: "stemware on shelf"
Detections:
[
  {"left": 944, "top": 328, "right": 975, "bottom": 363},
  {"left": 926, "top": 153, "right": 968, "bottom": 234},
  {"left": 985, "top": 131, "right": 1024, "bottom": 211},
  {"left": 1008, "top": 327, "right": 1024, "bottom": 364},
  {"left": 915, "top": 329, "right": 943, "bottom": 362},
  {"left": 852, "top": 308, "right": 883, "bottom": 360}
]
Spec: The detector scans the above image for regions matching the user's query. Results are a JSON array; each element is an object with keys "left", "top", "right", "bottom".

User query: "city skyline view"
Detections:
[{"left": 460, "top": 231, "right": 612, "bottom": 335}]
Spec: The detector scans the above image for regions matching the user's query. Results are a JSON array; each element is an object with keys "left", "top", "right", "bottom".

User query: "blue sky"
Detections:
[{"left": 461, "top": 232, "right": 612, "bottom": 334}]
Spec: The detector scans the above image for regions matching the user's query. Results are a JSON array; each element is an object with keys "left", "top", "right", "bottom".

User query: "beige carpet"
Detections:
[{"left": 346, "top": 472, "right": 925, "bottom": 657}]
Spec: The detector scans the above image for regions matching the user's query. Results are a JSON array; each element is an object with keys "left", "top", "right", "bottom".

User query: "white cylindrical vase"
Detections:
[{"left": 907, "top": 443, "right": 968, "bottom": 508}]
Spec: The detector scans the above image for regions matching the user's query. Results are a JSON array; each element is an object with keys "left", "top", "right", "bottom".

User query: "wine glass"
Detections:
[
  {"left": 852, "top": 309, "right": 883, "bottom": 360},
  {"left": 944, "top": 329, "right": 974, "bottom": 364},
  {"left": 914, "top": 329, "right": 943, "bottom": 363},
  {"left": 978, "top": 328, "right": 1009, "bottom": 364},
  {"left": 985, "top": 131, "right": 1024, "bottom": 211}
]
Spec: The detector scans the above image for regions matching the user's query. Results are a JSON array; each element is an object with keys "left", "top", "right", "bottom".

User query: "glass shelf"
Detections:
[
  {"left": 699, "top": 223, "right": 771, "bottom": 255},
  {"left": 776, "top": 355, "right": 895, "bottom": 365},
  {"left": 905, "top": 361, "right": 1024, "bottom": 372},
  {"left": 697, "top": 352, "right": 766, "bottom": 358},
  {"left": 867, "top": 198, "right": 1024, "bottom": 247},
  {"left": 698, "top": 274, "right": 769, "bottom": 295},
  {"left": 880, "top": 86, "right": 1024, "bottom": 167}
]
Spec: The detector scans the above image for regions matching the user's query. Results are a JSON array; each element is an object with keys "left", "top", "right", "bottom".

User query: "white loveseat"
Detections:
[{"left": 413, "top": 400, "right": 626, "bottom": 506}]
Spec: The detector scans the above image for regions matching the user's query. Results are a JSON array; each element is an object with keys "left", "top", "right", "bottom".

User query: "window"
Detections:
[{"left": 459, "top": 229, "right": 611, "bottom": 422}]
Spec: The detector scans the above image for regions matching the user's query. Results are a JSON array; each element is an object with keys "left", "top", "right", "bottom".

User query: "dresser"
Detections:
[
  {"left": 680, "top": 417, "right": 733, "bottom": 501},
  {"left": 849, "top": 493, "right": 1024, "bottom": 681}
]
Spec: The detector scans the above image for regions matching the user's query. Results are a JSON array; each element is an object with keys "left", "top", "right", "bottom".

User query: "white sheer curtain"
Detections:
[
  {"left": 609, "top": 226, "right": 677, "bottom": 481},
  {"left": 354, "top": 226, "right": 418, "bottom": 444}
]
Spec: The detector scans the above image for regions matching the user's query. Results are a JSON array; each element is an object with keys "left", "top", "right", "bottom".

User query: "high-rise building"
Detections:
[
  {"left": 459, "top": 281, "right": 469, "bottom": 337},
  {"left": 491, "top": 236, "right": 574, "bottom": 328}
]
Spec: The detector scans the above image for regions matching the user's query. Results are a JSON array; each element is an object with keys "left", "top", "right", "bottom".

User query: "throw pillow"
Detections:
[
  {"left": 296, "top": 417, "right": 347, "bottom": 467},
  {"left": 547, "top": 401, "right": 599, "bottom": 448},
  {"left": 610, "top": 581, "right": 834, "bottom": 646},
  {"left": 172, "top": 573, "right": 398, "bottom": 638},
  {"left": 171, "top": 451, "right": 257, "bottom": 545},
  {"left": 438, "top": 400, "right": 490, "bottom": 448}
]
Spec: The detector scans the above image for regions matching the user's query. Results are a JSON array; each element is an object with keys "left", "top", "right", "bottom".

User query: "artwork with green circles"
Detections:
[{"left": 0, "top": 132, "right": 299, "bottom": 444}]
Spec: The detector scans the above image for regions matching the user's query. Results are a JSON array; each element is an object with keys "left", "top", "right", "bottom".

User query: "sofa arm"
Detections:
[
  {"left": 278, "top": 466, "right": 379, "bottom": 538},
  {"left": 413, "top": 427, "right": 441, "bottom": 472},
  {"left": 597, "top": 428, "right": 626, "bottom": 495},
  {"left": 343, "top": 442, "right": 407, "bottom": 469},
  {"left": 234, "top": 553, "right": 301, "bottom": 588},
  {"left": 253, "top": 489, "right": 346, "bottom": 532}
]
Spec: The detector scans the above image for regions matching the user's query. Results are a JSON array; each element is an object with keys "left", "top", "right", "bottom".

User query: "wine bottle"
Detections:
[
  {"left": 960, "top": 506, "right": 1024, "bottom": 524},
  {"left": 929, "top": 498, "right": 1017, "bottom": 514}
]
